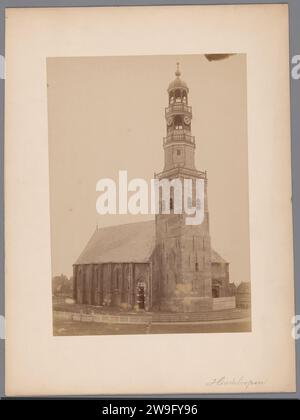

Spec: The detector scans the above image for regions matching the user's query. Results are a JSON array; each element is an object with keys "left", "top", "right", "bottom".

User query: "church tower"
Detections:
[{"left": 155, "top": 64, "right": 213, "bottom": 312}]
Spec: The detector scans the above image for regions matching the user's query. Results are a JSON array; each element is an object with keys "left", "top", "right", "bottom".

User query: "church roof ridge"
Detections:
[{"left": 75, "top": 220, "right": 228, "bottom": 266}]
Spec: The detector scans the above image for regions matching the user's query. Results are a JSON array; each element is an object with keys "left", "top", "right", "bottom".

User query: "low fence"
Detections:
[
  {"left": 212, "top": 296, "right": 236, "bottom": 311},
  {"left": 53, "top": 303, "right": 249, "bottom": 325},
  {"left": 54, "top": 311, "right": 152, "bottom": 324}
]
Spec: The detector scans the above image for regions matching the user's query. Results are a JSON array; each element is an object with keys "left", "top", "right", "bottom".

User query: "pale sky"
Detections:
[{"left": 47, "top": 54, "right": 250, "bottom": 285}]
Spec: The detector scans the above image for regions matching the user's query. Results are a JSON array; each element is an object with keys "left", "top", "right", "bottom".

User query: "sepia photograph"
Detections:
[
  {"left": 47, "top": 54, "right": 252, "bottom": 336},
  {"left": 4, "top": 4, "right": 296, "bottom": 396}
]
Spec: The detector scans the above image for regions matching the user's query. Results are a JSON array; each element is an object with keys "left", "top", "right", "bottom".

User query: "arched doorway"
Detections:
[{"left": 212, "top": 286, "right": 220, "bottom": 298}]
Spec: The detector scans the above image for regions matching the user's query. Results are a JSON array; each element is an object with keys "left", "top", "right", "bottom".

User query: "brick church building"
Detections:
[{"left": 73, "top": 65, "right": 236, "bottom": 313}]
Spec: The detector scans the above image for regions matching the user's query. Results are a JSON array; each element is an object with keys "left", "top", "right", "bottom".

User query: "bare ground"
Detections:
[{"left": 53, "top": 317, "right": 251, "bottom": 336}]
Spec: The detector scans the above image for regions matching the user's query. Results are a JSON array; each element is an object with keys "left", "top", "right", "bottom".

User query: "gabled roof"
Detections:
[
  {"left": 211, "top": 249, "right": 228, "bottom": 264},
  {"left": 75, "top": 220, "right": 228, "bottom": 265},
  {"left": 237, "top": 282, "right": 251, "bottom": 293},
  {"left": 75, "top": 220, "right": 155, "bottom": 264}
]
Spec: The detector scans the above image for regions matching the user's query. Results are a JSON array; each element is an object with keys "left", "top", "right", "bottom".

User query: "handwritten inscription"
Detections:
[{"left": 206, "top": 376, "right": 265, "bottom": 390}]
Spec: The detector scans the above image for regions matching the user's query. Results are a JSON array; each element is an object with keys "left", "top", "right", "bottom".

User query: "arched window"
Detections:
[
  {"left": 170, "top": 197, "right": 174, "bottom": 210},
  {"left": 117, "top": 270, "right": 121, "bottom": 290},
  {"left": 113, "top": 267, "right": 121, "bottom": 290},
  {"left": 82, "top": 272, "right": 87, "bottom": 304},
  {"left": 195, "top": 262, "right": 199, "bottom": 272},
  {"left": 175, "top": 89, "right": 181, "bottom": 102}
]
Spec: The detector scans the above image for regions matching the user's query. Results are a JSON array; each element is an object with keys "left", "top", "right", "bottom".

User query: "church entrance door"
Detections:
[{"left": 212, "top": 286, "right": 220, "bottom": 298}]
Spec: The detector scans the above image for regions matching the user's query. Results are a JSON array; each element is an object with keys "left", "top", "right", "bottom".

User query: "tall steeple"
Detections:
[
  {"left": 155, "top": 64, "right": 213, "bottom": 312},
  {"left": 163, "top": 63, "right": 195, "bottom": 171}
]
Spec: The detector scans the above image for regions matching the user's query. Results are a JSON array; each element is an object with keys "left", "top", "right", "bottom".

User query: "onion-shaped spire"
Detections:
[{"left": 168, "top": 62, "right": 188, "bottom": 92}]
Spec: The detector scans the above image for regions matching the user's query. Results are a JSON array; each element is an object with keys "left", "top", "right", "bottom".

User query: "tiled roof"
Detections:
[
  {"left": 75, "top": 220, "right": 155, "bottom": 264},
  {"left": 211, "top": 249, "right": 228, "bottom": 264},
  {"left": 237, "top": 282, "right": 251, "bottom": 294}
]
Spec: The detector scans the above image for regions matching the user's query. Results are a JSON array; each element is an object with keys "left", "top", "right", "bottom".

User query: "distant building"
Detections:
[
  {"left": 52, "top": 274, "right": 73, "bottom": 297},
  {"left": 236, "top": 282, "right": 251, "bottom": 309},
  {"left": 73, "top": 64, "right": 237, "bottom": 313}
]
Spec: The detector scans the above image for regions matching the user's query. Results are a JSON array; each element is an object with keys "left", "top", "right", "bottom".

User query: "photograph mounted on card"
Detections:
[{"left": 4, "top": 5, "right": 295, "bottom": 396}]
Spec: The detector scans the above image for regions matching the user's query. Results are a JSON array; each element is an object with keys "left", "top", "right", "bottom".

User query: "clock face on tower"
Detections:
[{"left": 184, "top": 116, "right": 191, "bottom": 125}]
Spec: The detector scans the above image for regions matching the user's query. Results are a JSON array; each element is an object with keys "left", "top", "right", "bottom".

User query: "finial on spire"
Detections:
[{"left": 175, "top": 62, "right": 181, "bottom": 77}]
